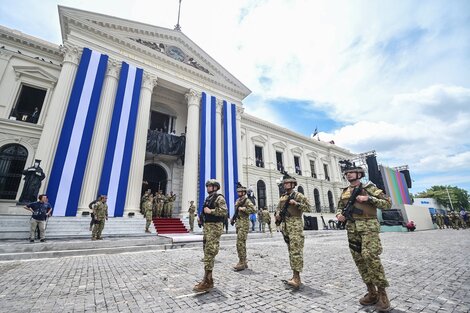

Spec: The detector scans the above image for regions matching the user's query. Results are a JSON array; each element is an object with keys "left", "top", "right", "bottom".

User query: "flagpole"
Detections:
[{"left": 446, "top": 186, "right": 455, "bottom": 211}]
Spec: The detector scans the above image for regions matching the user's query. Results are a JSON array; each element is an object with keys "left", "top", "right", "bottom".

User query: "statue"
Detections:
[{"left": 18, "top": 159, "right": 45, "bottom": 204}]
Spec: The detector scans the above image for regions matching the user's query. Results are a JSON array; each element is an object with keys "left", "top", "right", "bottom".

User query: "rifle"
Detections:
[
  {"left": 230, "top": 198, "right": 248, "bottom": 226},
  {"left": 338, "top": 185, "right": 363, "bottom": 228},
  {"left": 276, "top": 192, "right": 296, "bottom": 244},
  {"left": 198, "top": 195, "right": 214, "bottom": 228}
]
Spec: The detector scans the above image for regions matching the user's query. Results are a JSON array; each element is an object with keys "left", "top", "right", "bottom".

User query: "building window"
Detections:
[
  {"left": 328, "top": 190, "right": 335, "bottom": 213},
  {"left": 314, "top": 188, "right": 321, "bottom": 213},
  {"left": 0, "top": 144, "right": 28, "bottom": 200},
  {"left": 9, "top": 85, "right": 46, "bottom": 124},
  {"left": 297, "top": 185, "right": 304, "bottom": 195},
  {"left": 255, "top": 146, "right": 264, "bottom": 168},
  {"left": 276, "top": 151, "right": 284, "bottom": 172},
  {"left": 257, "top": 180, "right": 266, "bottom": 209},
  {"left": 294, "top": 156, "right": 302, "bottom": 175},
  {"left": 310, "top": 160, "right": 317, "bottom": 178},
  {"left": 323, "top": 163, "right": 330, "bottom": 181}
]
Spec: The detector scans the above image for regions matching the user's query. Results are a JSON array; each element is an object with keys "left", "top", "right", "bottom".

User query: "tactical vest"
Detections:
[
  {"left": 340, "top": 186, "right": 377, "bottom": 219},
  {"left": 204, "top": 193, "right": 225, "bottom": 223},
  {"left": 279, "top": 192, "right": 303, "bottom": 218}
]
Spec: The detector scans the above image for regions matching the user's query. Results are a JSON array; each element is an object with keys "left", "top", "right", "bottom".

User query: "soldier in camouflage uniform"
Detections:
[
  {"left": 188, "top": 200, "right": 196, "bottom": 232},
  {"left": 336, "top": 164, "right": 392, "bottom": 312},
  {"left": 230, "top": 182, "right": 257, "bottom": 271},
  {"left": 193, "top": 179, "right": 227, "bottom": 292},
  {"left": 261, "top": 207, "right": 273, "bottom": 236},
  {"left": 163, "top": 194, "right": 170, "bottom": 218},
  {"left": 155, "top": 191, "right": 164, "bottom": 217},
  {"left": 275, "top": 173, "right": 311, "bottom": 289},
  {"left": 144, "top": 194, "right": 154, "bottom": 233},
  {"left": 92, "top": 195, "right": 108, "bottom": 240},
  {"left": 436, "top": 213, "right": 444, "bottom": 229},
  {"left": 140, "top": 190, "right": 151, "bottom": 214},
  {"left": 167, "top": 191, "right": 176, "bottom": 218}
]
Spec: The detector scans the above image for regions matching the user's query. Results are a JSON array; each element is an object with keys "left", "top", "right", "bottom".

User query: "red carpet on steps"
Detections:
[{"left": 153, "top": 218, "right": 188, "bottom": 234}]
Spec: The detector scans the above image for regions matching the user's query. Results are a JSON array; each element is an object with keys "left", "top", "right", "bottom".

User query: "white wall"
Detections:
[{"left": 403, "top": 204, "right": 434, "bottom": 231}]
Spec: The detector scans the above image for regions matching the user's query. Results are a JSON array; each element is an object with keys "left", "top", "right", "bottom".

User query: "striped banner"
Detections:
[
  {"left": 223, "top": 101, "right": 239, "bottom": 217},
  {"left": 198, "top": 92, "right": 217, "bottom": 214},
  {"left": 379, "top": 165, "right": 412, "bottom": 206},
  {"left": 47, "top": 48, "right": 108, "bottom": 216},
  {"left": 98, "top": 62, "right": 143, "bottom": 217}
]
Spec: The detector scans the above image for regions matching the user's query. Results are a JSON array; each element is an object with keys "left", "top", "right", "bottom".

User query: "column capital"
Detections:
[
  {"left": 60, "top": 42, "right": 81, "bottom": 66},
  {"left": 236, "top": 106, "right": 244, "bottom": 120},
  {"left": 141, "top": 72, "right": 158, "bottom": 91},
  {"left": 185, "top": 89, "right": 201, "bottom": 108},
  {"left": 216, "top": 99, "right": 224, "bottom": 113},
  {"left": 106, "top": 59, "right": 122, "bottom": 79}
]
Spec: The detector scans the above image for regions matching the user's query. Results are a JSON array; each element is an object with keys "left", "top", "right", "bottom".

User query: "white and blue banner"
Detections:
[
  {"left": 98, "top": 62, "right": 143, "bottom": 217},
  {"left": 223, "top": 101, "right": 239, "bottom": 217},
  {"left": 47, "top": 48, "right": 108, "bottom": 216},
  {"left": 198, "top": 92, "right": 217, "bottom": 214}
]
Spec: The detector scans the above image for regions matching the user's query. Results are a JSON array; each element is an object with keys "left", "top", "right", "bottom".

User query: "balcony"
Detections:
[{"left": 146, "top": 129, "right": 185, "bottom": 159}]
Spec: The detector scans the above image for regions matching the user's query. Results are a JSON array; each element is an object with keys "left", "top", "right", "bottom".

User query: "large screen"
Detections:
[{"left": 379, "top": 165, "right": 412, "bottom": 205}]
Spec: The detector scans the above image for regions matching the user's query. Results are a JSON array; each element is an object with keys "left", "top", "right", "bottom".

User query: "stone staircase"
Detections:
[
  {"left": 0, "top": 215, "right": 153, "bottom": 240},
  {"left": 153, "top": 217, "right": 188, "bottom": 234}
]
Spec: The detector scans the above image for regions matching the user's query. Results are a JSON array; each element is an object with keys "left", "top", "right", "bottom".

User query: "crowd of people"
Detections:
[{"left": 433, "top": 210, "right": 469, "bottom": 229}]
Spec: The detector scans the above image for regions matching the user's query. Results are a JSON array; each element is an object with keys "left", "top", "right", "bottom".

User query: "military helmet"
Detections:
[
  {"left": 205, "top": 179, "right": 220, "bottom": 189},
  {"left": 339, "top": 160, "right": 365, "bottom": 178},
  {"left": 282, "top": 172, "right": 297, "bottom": 185},
  {"left": 236, "top": 182, "right": 247, "bottom": 193}
]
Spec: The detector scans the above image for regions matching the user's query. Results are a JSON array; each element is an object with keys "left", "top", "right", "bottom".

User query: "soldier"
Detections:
[
  {"left": 188, "top": 200, "right": 196, "bottom": 232},
  {"left": 155, "top": 191, "right": 164, "bottom": 217},
  {"left": 163, "top": 193, "right": 170, "bottom": 218},
  {"left": 92, "top": 195, "right": 108, "bottom": 240},
  {"left": 144, "top": 194, "right": 154, "bottom": 233},
  {"left": 261, "top": 207, "right": 273, "bottom": 236},
  {"left": 193, "top": 179, "right": 227, "bottom": 292},
  {"left": 230, "top": 182, "right": 257, "bottom": 271},
  {"left": 436, "top": 213, "right": 444, "bottom": 229},
  {"left": 275, "top": 173, "right": 311, "bottom": 289},
  {"left": 167, "top": 191, "right": 176, "bottom": 218},
  {"left": 336, "top": 164, "right": 392, "bottom": 312},
  {"left": 140, "top": 190, "right": 151, "bottom": 214}
]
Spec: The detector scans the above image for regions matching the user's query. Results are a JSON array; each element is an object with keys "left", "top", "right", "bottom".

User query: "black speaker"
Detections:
[
  {"left": 400, "top": 170, "right": 412, "bottom": 188},
  {"left": 366, "top": 155, "right": 386, "bottom": 192},
  {"left": 304, "top": 216, "right": 318, "bottom": 230}
]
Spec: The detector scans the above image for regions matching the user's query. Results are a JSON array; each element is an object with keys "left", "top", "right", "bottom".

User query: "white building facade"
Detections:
[{"left": 0, "top": 7, "right": 354, "bottom": 217}]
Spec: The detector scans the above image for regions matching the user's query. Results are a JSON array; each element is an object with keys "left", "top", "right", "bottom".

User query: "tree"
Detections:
[{"left": 415, "top": 186, "right": 470, "bottom": 211}]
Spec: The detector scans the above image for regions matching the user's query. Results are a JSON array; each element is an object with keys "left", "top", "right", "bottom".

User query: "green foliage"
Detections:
[{"left": 415, "top": 186, "right": 470, "bottom": 211}]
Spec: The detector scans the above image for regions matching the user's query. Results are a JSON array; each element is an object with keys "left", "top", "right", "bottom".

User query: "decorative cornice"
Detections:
[
  {"left": 272, "top": 141, "right": 287, "bottom": 150},
  {"left": 185, "top": 89, "right": 200, "bottom": 108},
  {"left": 251, "top": 134, "right": 268, "bottom": 145},
  {"left": 13, "top": 66, "right": 58, "bottom": 86},
  {"left": 306, "top": 151, "right": 318, "bottom": 159},
  {"left": 60, "top": 42, "right": 81, "bottom": 65},
  {"left": 291, "top": 146, "right": 304, "bottom": 155}
]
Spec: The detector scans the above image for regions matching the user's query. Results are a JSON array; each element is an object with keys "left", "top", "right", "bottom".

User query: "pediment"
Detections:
[
  {"left": 251, "top": 135, "right": 268, "bottom": 145},
  {"left": 272, "top": 141, "right": 287, "bottom": 150},
  {"left": 13, "top": 66, "right": 57, "bottom": 85},
  {"left": 58, "top": 6, "right": 251, "bottom": 100},
  {"left": 306, "top": 151, "right": 318, "bottom": 159},
  {"left": 290, "top": 146, "right": 303, "bottom": 155}
]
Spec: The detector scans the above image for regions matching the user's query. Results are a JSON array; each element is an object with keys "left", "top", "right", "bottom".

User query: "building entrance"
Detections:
[{"left": 142, "top": 164, "right": 168, "bottom": 195}]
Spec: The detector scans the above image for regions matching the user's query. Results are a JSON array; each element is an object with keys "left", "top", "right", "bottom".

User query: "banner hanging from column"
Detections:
[
  {"left": 198, "top": 92, "right": 217, "bottom": 214},
  {"left": 98, "top": 62, "right": 143, "bottom": 217},
  {"left": 47, "top": 48, "right": 108, "bottom": 216},
  {"left": 223, "top": 101, "right": 239, "bottom": 216}
]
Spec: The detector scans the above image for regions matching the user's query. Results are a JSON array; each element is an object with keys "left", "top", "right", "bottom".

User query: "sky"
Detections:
[{"left": 1, "top": 0, "right": 469, "bottom": 194}]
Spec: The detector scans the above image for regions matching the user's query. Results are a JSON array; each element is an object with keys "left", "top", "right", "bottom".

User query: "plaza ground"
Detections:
[{"left": 0, "top": 229, "right": 469, "bottom": 312}]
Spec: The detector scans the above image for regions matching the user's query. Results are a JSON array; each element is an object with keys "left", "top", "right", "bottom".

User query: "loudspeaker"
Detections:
[
  {"left": 366, "top": 155, "right": 386, "bottom": 192},
  {"left": 400, "top": 169, "right": 412, "bottom": 188},
  {"left": 304, "top": 216, "right": 318, "bottom": 230}
]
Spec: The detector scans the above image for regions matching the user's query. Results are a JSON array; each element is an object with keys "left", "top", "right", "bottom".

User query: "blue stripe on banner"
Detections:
[
  {"left": 47, "top": 48, "right": 108, "bottom": 216},
  {"left": 231, "top": 103, "right": 239, "bottom": 204},
  {"left": 223, "top": 101, "right": 230, "bottom": 216},
  {"left": 98, "top": 62, "right": 143, "bottom": 217},
  {"left": 198, "top": 92, "right": 207, "bottom": 215},
  {"left": 223, "top": 101, "right": 239, "bottom": 217},
  {"left": 210, "top": 96, "right": 216, "bottom": 179}
]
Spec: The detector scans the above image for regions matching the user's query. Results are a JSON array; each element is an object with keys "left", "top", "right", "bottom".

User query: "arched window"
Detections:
[
  {"left": 328, "top": 190, "right": 335, "bottom": 213},
  {"left": 314, "top": 188, "right": 321, "bottom": 213},
  {"left": 0, "top": 144, "right": 28, "bottom": 199},
  {"left": 297, "top": 185, "right": 304, "bottom": 194},
  {"left": 257, "top": 180, "right": 266, "bottom": 209}
]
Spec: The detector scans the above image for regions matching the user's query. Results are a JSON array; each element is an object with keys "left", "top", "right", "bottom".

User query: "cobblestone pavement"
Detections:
[{"left": 0, "top": 229, "right": 469, "bottom": 313}]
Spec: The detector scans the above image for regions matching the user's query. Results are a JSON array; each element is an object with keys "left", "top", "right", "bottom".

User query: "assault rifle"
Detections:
[
  {"left": 276, "top": 192, "right": 296, "bottom": 244},
  {"left": 338, "top": 185, "right": 363, "bottom": 228},
  {"left": 198, "top": 197, "right": 211, "bottom": 228},
  {"left": 230, "top": 198, "right": 248, "bottom": 226}
]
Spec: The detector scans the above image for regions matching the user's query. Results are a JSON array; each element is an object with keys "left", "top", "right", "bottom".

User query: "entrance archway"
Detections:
[
  {"left": 314, "top": 188, "right": 321, "bottom": 213},
  {"left": 328, "top": 190, "right": 335, "bottom": 213},
  {"left": 257, "top": 180, "right": 266, "bottom": 209},
  {"left": 143, "top": 164, "right": 168, "bottom": 195},
  {"left": 0, "top": 144, "right": 28, "bottom": 199},
  {"left": 297, "top": 185, "right": 304, "bottom": 195}
]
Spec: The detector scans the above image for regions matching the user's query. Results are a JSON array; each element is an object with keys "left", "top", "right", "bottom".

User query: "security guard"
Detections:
[
  {"left": 336, "top": 164, "right": 392, "bottom": 312},
  {"left": 193, "top": 179, "right": 227, "bottom": 292},
  {"left": 230, "top": 182, "right": 256, "bottom": 271},
  {"left": 275, "top": 173, "right": 311, "bottom": 289}
]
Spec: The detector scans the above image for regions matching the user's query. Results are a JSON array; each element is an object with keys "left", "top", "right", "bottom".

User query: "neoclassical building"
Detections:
[{"left": 0, "top": 7, "right": 354, "bottom": 218}]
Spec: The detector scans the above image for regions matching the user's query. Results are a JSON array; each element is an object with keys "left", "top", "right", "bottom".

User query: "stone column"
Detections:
[
  {"left": 236, "top": 106, "right": 244, "bottom": 185},
  {"left": 35, "top": 43, "right": 81, "bottom": 193},
  {"left": 77, "top": 60, "right": 121, "bottom": 215},
  {"left": 216, "top": 99, "right": 223, "bottom": 187},
  {"left": 181, "top": 89, "right": 201, "bottom": 212},
  {"left": 124, "top": 73, "right": 158, "bottom": 216}
]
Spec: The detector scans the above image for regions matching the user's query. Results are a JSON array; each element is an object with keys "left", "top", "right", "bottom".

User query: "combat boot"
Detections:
[
  {"left": 287, "top": 270, "right": 301, "bottom": 289},
  {"left": 376, "top": 287, "right": 391, "bottom": 312},
  {"left": 193, "top": 270, "right": 213, "bottom": 292},
  {"left": 359, "top": 283, "right": 378, "bottom": 305},
  {"left": 233, "top": 260, "right": 245, "bottom": 271},
  {"left": 243, "top": 260, "right": 249, "bottom": 269}
]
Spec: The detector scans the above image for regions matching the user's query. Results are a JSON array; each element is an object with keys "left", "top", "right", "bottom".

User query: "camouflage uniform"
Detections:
[
  {"left": 436, "top": 214, "right": 444, "bottom": 229},
  {"left": 276, "top": 190, "right": 311, "bottom": 272},
  {"left": 92, "top": 200, "right": 108, "bottom": 240},
  {"left": 143, "top": 197, "right": 153, "bottom": 232},
  {"left": 167, "top": 193, "right": 176, "bottom": 218},
  {"left": 261, "top": 208, "right": 272, "bottom": 235},
  {"left": 155, "top": 192, "right": 164, "bottom": 217},
  {"left": 202, "top": 193, "right": 227, "bottom": 271},
  {"left": 233, "top": 194, "right": 257, "bottom": 269},
  {"left": 163, "top": 195, "right": 170, "bottom": 217},
  {"left": 337, "top": 182, "right": 391, "bottom": 288},
  {"left": 188, "top": 203, "right": 196, "bottom": 231}
]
